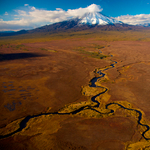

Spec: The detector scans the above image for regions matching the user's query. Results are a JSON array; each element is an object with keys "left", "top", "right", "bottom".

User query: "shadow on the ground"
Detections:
[{"left": 0, "top": 53, "right": 46, "bottom": 61}]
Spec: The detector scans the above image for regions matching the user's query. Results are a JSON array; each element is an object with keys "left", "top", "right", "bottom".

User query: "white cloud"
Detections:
[
  {"left": 67, "top": 4, "right": 103, "bottom": 17},
  {"left": 0, "top": 20, "right": 34, "bottom": 31},
  {"left": 56, "top": 8, "right": 64, "bottom": 11},
  {"left": 115, "top": 14, "right": 150, "bottom": 25},
  {"left": 24, "top": 4, "right": 29, "bottom": 7},
  {"left": 0, "top": 4, "right": 103, "bottom": 31},
  {"left": 31, "top": 6, "right": 36, "bottom": 10},
  {"left": 4, "top": 12, "right": 8, "bottom": 15},
  {"left": 15, "top": 10, "right": 28, "bottom": 16}
]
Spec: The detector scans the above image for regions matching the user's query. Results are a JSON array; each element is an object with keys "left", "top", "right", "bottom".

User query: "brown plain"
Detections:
[{"left": 0, "top": 30, "right": 150, "bottom": 150}]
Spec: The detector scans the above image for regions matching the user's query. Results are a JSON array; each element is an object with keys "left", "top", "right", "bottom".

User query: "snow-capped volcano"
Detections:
[
  {"left": 1, "top": 11, "right": 133, "bottom": 37},
  {"left": 78, "top": 12, "right": 122, "bottom": 25}
]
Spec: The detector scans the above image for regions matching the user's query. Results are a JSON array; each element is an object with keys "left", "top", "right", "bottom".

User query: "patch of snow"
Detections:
[{"left": 78, "top": 12, "right": 122, "bottom": 25}]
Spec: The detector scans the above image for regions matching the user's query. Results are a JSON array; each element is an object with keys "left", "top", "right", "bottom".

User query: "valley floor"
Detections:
[{"left": 0, "top": 38, "right": 150, "bottom": 149}]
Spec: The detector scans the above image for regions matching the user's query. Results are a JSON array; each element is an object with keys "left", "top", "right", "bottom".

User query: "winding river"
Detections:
[{"left": 0, "top": 55, "right": 150, "bottom": 141}]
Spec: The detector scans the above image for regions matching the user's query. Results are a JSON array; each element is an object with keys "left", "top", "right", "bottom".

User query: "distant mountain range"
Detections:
[
  {"left": 0, "top": 12, "right": 149, "bottom": 37},
  {"left": 0, "top": 30, "right": 27, "bottom": 37},
  {"left": 136, "top": 23, "right": 150, "bottom": 27}
]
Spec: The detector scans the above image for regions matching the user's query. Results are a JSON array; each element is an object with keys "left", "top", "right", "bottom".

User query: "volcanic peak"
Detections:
[{"left": 78, "top": 12, "right": 122, "bottom": 25}]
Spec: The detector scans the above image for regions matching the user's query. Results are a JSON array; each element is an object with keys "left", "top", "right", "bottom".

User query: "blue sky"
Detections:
[{"left": 0, "top": 0, "right": 150, "bottom": 31}]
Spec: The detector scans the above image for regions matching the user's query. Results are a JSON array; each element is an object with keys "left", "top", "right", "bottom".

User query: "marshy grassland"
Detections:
[
  {"left": 1, "top": 28, "right": 150, "bottom": 149},
  {"left": 0, "top": 29, "right": 150, "bottom": 45}
]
